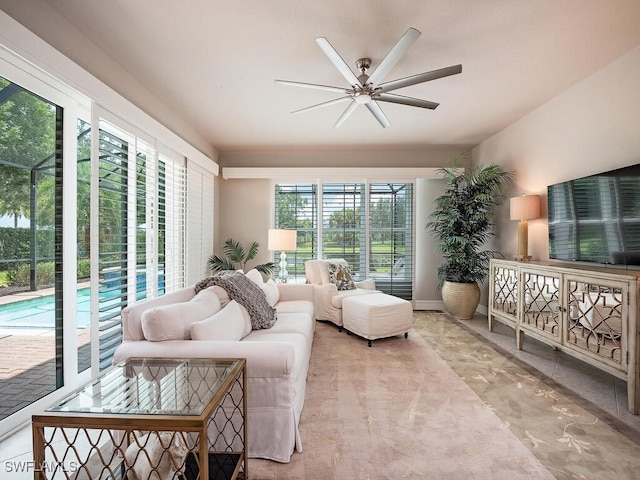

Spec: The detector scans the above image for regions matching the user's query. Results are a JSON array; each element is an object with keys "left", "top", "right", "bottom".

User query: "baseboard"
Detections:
[
  {"left": 413, "top": 300, "right": 444, "bottom": 311},
  {"left": 413, "top": 300, "right": 488, "bottom": 316}
]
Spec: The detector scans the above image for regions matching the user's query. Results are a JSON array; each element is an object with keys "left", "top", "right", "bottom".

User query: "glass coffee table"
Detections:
[{"left": 32, "top": 357, "right": 247, "bottom": 480}]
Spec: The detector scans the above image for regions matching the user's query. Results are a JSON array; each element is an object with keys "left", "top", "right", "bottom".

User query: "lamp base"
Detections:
[
  {"left": 278, "top": 251, "right": 289, "bottom": 283},
  {"left": 514, "top": 254, "right": 532, "bottom": 262}
]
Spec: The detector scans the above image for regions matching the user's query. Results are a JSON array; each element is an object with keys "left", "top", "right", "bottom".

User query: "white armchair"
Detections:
[{"left": 304, "top": 259, "right": 378, "bottom": 329}]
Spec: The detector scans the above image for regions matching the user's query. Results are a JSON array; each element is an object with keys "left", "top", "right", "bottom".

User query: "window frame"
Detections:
[{"left": 273, "top": 177, "right": 416, "bottom": 298}]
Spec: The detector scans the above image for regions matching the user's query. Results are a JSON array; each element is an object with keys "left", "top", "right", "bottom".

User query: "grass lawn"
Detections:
[{"left": 0, "top": 271, "right": 7, "bottom": 288}]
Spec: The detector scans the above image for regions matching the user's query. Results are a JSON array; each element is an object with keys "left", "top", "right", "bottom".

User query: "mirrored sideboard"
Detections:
[{"left": 488, "top": 258, "right": 640, "bottom": 414}]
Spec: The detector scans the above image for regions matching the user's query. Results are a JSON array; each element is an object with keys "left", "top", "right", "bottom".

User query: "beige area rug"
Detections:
[{"left": 248, "top": 314, "right": 556, "bottom": 479}]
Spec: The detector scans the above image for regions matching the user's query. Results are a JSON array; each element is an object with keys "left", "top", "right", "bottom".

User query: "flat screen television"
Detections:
[{"left": 547, "top": 163, "right": 640, "bottom": 267}]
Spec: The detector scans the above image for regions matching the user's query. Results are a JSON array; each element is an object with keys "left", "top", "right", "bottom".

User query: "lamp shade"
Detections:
[
  {"left": 268, "top": 229, "right": 297, "bottom": 251},
  {"left": 510, "top": 195, "right": 540, "bottom": 221}
]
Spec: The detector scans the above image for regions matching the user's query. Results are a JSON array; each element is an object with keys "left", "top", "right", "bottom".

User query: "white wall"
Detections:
[
  {"left": 473, "top": 44, "right": 640, "bottom": 303},
  {"left": 218, "top": 178, "right": 275, "bottom": 268}
]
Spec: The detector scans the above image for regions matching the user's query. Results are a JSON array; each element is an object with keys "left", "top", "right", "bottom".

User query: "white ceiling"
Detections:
[{"left": 4, "top": 0, "right": 640, "bottom": 152}]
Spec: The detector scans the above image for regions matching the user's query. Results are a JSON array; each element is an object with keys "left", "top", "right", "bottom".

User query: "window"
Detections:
[
  {"left": 274, "top": 184, "right": 317, "bottom": 280},
  {"left": 275, "top": 181, "right": 414, "bottom": 298}
]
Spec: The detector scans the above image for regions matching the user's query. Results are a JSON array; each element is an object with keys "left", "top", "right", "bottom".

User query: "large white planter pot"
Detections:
[{"left": 441, "top": 280, "right": 481, "bottom": 320}]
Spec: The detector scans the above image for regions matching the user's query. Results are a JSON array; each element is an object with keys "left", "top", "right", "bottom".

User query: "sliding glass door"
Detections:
[{"left": 0, "top": 75, "right": 64, "bottom": 421}]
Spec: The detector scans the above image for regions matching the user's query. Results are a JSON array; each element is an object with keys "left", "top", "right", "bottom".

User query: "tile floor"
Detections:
[
  {"left": 462, "top": 313, "right": 640, "bottom": 435},
  {"left": 1, "top": 311, "right": 639, "bottom": 479}
]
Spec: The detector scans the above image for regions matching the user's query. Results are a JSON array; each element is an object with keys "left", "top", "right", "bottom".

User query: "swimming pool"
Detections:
[{"left": 0, "top": 288, "right": 91, "bottom": 329}]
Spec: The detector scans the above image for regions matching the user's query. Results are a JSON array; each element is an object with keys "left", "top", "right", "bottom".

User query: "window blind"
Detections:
[
  {"left": 321, "top": 183, "right": 366, "bottom": 278},
  {"left": 369, "top": 183, "right": 413, "bottom": 299},
  {"left": 274, "top": 184, "right": 317, "bottom": 281},
  {"left": 186, "top": 162, "right": 214, "bottom": 285},
  {"left": 274, "top": 181, "right": 414, "bottom": 298}
]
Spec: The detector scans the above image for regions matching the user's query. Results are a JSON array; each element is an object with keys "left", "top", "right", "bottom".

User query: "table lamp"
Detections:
[
  {"left": 268, "top": 229, "right": 297, "bottom": 282},
  {"left": 510, "top": 194, "right": 540, "bottom": 262}
]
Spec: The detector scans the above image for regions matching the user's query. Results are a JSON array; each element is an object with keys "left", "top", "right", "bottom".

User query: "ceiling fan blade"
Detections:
[
  {"left": 315, "top": 37, "right": 362, "bottom": 88},
  {"left": 365, "top": 101, "right": 390, "bottom": 128},
  {"left": 275, "top": 79, "right": 351, "bottom": 94},
  {"left": 333, "top": 101, "right": 358, "bottom": 128},
  {"left": 368, "top": 27, "right": 421, "bottom": 86},
  {"left": 376, "top": 92, "right": 439, "bottom": 110},
  {"left": 377, "top": 64, "right": 462, "bottom": 93},
  {"left": 291, "top": 96, "right": 353, "bottom": 114}
]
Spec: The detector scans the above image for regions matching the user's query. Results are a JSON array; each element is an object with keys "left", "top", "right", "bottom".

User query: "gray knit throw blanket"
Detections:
[{"left": 195, "top": 271, "right": 277, "bottom": 330}]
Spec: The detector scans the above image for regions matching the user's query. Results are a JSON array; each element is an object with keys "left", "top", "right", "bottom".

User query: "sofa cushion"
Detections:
[
  {"left": 243, "top": 333, "right": 309, "bottom": 380},
  {"left": 328, "top": 262, "right": 356, "bottom": 291},
  {"left": 190, "top": 300, "right": 246, "bottom": 341},
  {"left": 276, "top": 299, "right": 314, "bottom": 318},
  {"left": 141, "top": 286, "right": 221, "bottom": 341},
  {"left": 244, "top": 312, "right": 314, "bottom": 348}
]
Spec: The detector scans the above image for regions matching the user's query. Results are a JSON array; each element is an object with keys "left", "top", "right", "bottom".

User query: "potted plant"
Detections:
[
  {"left": 426, "top": 157, "right": 515, "bottom": 319},
  {"left": 208, "top": 238, "right": 274, "bottom": 275}
]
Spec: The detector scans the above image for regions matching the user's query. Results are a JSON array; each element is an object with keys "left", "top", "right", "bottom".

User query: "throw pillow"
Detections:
[
  {"left": 261, "top": 278, "right": 280, "bottom": 307},
  {"left": 210, "top": 285, "right": 230, "bottom": 308},
  {"left": 141, "top": 286, "right": 221, "bottom": 341},
  {"left": 245, "top": 269, "right": 280, "bottom": 307},
  {"left": 245, "top": 268, "right": 264, "bottom": 286},
  {"left": 190, "top": 300, "right": 246, "bottom": 341},
  {"left": 328, "top": 262, "right": 356, "bottom": 291}
]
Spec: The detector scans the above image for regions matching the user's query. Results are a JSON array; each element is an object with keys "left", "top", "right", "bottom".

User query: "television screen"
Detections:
[{"left": 548, "top": 164, "right": 640, "bottom": 266}]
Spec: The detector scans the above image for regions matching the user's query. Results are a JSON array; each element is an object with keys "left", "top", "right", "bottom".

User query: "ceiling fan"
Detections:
[{"left": 275, "top": 27, "right": 462, "bottom": 128}]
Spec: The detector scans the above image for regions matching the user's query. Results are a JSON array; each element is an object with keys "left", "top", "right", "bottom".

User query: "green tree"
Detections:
[
  {"left": 0, "top": 77, "right": 56, "bottom": 228},
  {"left": 276, "top": 190, "right": 307, "bottom": 228},
  {"left": 328, "top": 208, "right": 361, "bottom": 247}
]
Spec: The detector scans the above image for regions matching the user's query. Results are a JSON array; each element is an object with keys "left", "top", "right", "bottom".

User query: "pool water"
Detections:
[{"left": 0, "top": 288, "right": 91, "bottom": 329}]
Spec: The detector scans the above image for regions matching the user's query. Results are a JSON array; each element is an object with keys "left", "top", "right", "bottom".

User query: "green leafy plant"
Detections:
[
  {"left": 208, "top": 238, "right": 275, "bottom": 275},
  {"left": 426, "top": 156, "right": 515, "bottom": 288}
]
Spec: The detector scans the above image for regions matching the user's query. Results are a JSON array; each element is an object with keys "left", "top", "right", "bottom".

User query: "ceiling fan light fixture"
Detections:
[
  {"left": 354, "top": 92, "right": 371, "bottom": 104},
  {"left": 278, "top": 28, "right": 461, "bottom": 128}
]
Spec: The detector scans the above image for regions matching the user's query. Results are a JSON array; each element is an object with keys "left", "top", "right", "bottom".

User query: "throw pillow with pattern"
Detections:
[{"left": 328, "top": 263, "right": 356, "bottom": 291}]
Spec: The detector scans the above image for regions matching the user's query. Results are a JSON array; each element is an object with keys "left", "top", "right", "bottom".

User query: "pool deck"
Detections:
[
  {"left": 0, "top": 286, "right": 55, "bottom": 305},
  {"left": 0, "top": 285, "right": 92, "bottom": 421},
  {"left": 0, "top": 282, "right": 90, "bottom": 306}
]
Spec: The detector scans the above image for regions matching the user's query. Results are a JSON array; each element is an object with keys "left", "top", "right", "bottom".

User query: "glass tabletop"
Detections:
[{"left": 48, "top": 358, "right": 239, "bottom": 416}]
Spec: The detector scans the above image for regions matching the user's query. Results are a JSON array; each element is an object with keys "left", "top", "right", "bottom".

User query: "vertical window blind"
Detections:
[
  {"left": 187, "top": 163, "right": 214, "bottom": 285},
  {"left": 96, "top": 121, "right": 187, "bottom": 370},
  {"left": 321, "top": 183, "right": 367, "bottom": 279},
  {"left": 369, "top": 183, "right": 414, "bottom": 299}
]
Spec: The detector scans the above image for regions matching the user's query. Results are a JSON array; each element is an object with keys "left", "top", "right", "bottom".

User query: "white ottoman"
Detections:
[{"left": 342, "top": 293, "right": 413, "bottom": 346}]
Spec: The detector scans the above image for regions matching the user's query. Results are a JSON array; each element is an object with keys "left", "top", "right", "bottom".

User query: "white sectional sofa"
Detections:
[{"left": 112, "top": 269, "right": 315, "bottom": 463}]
